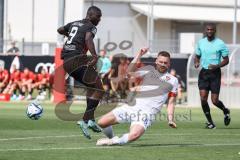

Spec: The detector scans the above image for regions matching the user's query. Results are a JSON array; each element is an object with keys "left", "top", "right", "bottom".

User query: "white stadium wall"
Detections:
[
  {"left": 5, "top": 0, "right": 84, "bottom": 42},
  {"left": 4, "top": 0, "right": 240, "bottom": 55},
  {"left": 217, "top": 23, "right": 240, "bottom": 44},
  {"left": 6, "top": 0, "right": 33, "bottom": 41},
  {"left": 84, "top": 1, "right": 148, "bottom": 56}
]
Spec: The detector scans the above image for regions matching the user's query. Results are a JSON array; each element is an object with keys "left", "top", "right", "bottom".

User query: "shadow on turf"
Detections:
[
  {"left": 130, "top": 143, "right": 203, "bottom": 147},
  {"left": 55, "top": 101, "right": 118, "bottom": 121},
  {"left": 215, "top": 127, "right": 240, "bottom": 130}
]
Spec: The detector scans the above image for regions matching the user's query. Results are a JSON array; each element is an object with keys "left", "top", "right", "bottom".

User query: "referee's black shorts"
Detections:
[
  {"left": 198, "top": 68, "right": 221, "bottom": 94},
  {"left": 63, "top": 54, "right": 100, "bottom": 88}
]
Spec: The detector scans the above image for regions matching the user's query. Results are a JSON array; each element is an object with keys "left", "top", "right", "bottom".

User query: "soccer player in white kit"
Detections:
[{"left": 96, "top": 48, "right": 178, "bottom": 146}]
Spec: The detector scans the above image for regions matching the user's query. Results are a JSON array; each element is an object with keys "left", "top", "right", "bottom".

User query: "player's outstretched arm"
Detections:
[
  {"left": 85, "top": 32, "right": 98, "bottom": 66},
  {"left": 127, "top": 48, "right": 148, "bottom": 73},
  {"left": 57, "top": 26, "right": 69, "bottom": 37},
  {"left": 167, "top": 96, "right": 177, "bottom": 128}
]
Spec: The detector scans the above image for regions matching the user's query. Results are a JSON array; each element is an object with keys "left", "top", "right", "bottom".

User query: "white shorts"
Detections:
[{"left": 112, "top": 105, "right": 159, "bottom": 130}]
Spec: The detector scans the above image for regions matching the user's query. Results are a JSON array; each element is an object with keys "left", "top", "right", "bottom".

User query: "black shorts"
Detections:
[
  {"left": 63, "top": 55, "right": 100, "bottom": 88},
  {"left": 198, "top": 68, "right": 221, "bottom": 94}
]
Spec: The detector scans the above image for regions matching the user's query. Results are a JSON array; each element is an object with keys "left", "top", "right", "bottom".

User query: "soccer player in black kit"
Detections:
[{"left": 57, "top": 6, "right": 104, "bottom": 139}]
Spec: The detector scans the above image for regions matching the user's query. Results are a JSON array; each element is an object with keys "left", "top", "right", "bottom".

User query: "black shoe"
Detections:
[
  {"left": 224, "top": 108, "right": 231, "bottom": 126},
  {"left": 205, "top": 122, "right": 216, "bottom": 129}
]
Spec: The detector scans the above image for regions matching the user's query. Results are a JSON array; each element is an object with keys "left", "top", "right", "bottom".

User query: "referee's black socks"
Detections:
[
  {"left": 83, "top": 98, "right": 100, "bottom": 123},
  {"left": 214, "top": 100, "right": 229, "bottom": 114},
  {"left": 201, "top": 100, "right": 214, "bottom": 124}
]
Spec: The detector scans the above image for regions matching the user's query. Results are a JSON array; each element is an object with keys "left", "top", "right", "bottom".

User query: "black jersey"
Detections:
[{"left": 61, "top": 19, "right": 97, "bottom": 59}]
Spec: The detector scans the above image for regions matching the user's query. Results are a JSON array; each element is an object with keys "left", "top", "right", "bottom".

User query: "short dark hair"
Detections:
[
  {"left": 205, "top": 23, "right": 216, "bottom": 30},
  {"left": 158, "top": 51, "right": 171, "bottom": 58},
  {"left": 87, "top": 6, "right": 102, "bottom": 16}
]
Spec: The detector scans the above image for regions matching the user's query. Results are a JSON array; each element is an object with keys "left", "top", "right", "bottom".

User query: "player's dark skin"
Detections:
[
  {"left": 57, "top": 9, "right": 103, "bottom": 99},
  {"left": 57, "top": 10, "right": 101, "bottom": 67},
  {"left": 194, "top": 25, "right": 229, "bottom": 106}
]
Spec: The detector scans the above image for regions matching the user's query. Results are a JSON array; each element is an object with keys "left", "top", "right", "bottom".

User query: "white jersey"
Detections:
[
  {"left": 133, "top": 65, "right": 178, "bottom": 112},
  {"left": 112, "top": 65, "right": 178, "bottom": 130}
]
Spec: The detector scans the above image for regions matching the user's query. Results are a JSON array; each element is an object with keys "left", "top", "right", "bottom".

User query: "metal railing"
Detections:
[
  {"left": 0, "top": 37, "right": 189, "bottom": 56},
  {"left": 0, "top": 40, "right": 56, "bottom": 56}
]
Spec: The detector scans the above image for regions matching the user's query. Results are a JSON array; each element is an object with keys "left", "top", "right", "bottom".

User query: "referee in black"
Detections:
[
  {"left": 194, "top": 23, "right": 231, "bottom": 129},
  {"left": 57, "top": 6, "right": 104, "bottom": 139}
]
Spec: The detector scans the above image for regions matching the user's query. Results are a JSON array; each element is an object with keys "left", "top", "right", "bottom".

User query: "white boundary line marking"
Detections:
[
  {"left": 0, "top": 143, "right": 240, "bottom": 152},
  {"left": 0, "top": 146, "right": 123, "bottom": 152},
  {"left": 0, "top": 135, "right": 81, "bottom": 141},
  {"left": 0, "top": 133, "right": 240, "bottom": 141}
]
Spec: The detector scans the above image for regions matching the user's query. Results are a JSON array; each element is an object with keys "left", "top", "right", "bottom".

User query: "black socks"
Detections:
[
  {"left": 83, "top": 98, "right": 100, "bottom": 122},
  {"left": 214, "top": 100, "right": 228, "bottom": 114},
  {"left": 201, "top": 100, "right": 213, "bottom": 124}
]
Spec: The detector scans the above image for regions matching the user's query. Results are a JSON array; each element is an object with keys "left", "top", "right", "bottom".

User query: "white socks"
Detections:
[
  {"left": 113, "top": 133, "right": 129, "bottom": 145},
  {"left": 102, "top": 126, "right": 129, "bottom": 145},
  {"left": 103, "top": 126, "right": 114, "bottom": 138}
]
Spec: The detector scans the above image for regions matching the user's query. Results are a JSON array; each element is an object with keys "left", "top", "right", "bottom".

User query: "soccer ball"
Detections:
[{"left": 26, "top": 101, "right": 43, "bottom": 120}]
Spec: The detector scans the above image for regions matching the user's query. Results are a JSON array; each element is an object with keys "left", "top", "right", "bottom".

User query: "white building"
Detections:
[{"left": 4, "top": 0, "right": 240, "bottom": 55}]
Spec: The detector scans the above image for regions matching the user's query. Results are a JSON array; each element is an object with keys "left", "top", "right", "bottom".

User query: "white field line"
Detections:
[
  {"left": 0, "top": 143, "right": 240, "bottom": 152},
  {"left": 0, "top": 135, "right": 81, "bottom": 141},
  {"left": 0, "top": 146, "right": 123, "bottom": 152},
  {"left": 0, "top": 133, "right": 240, "bottom": 141}
]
